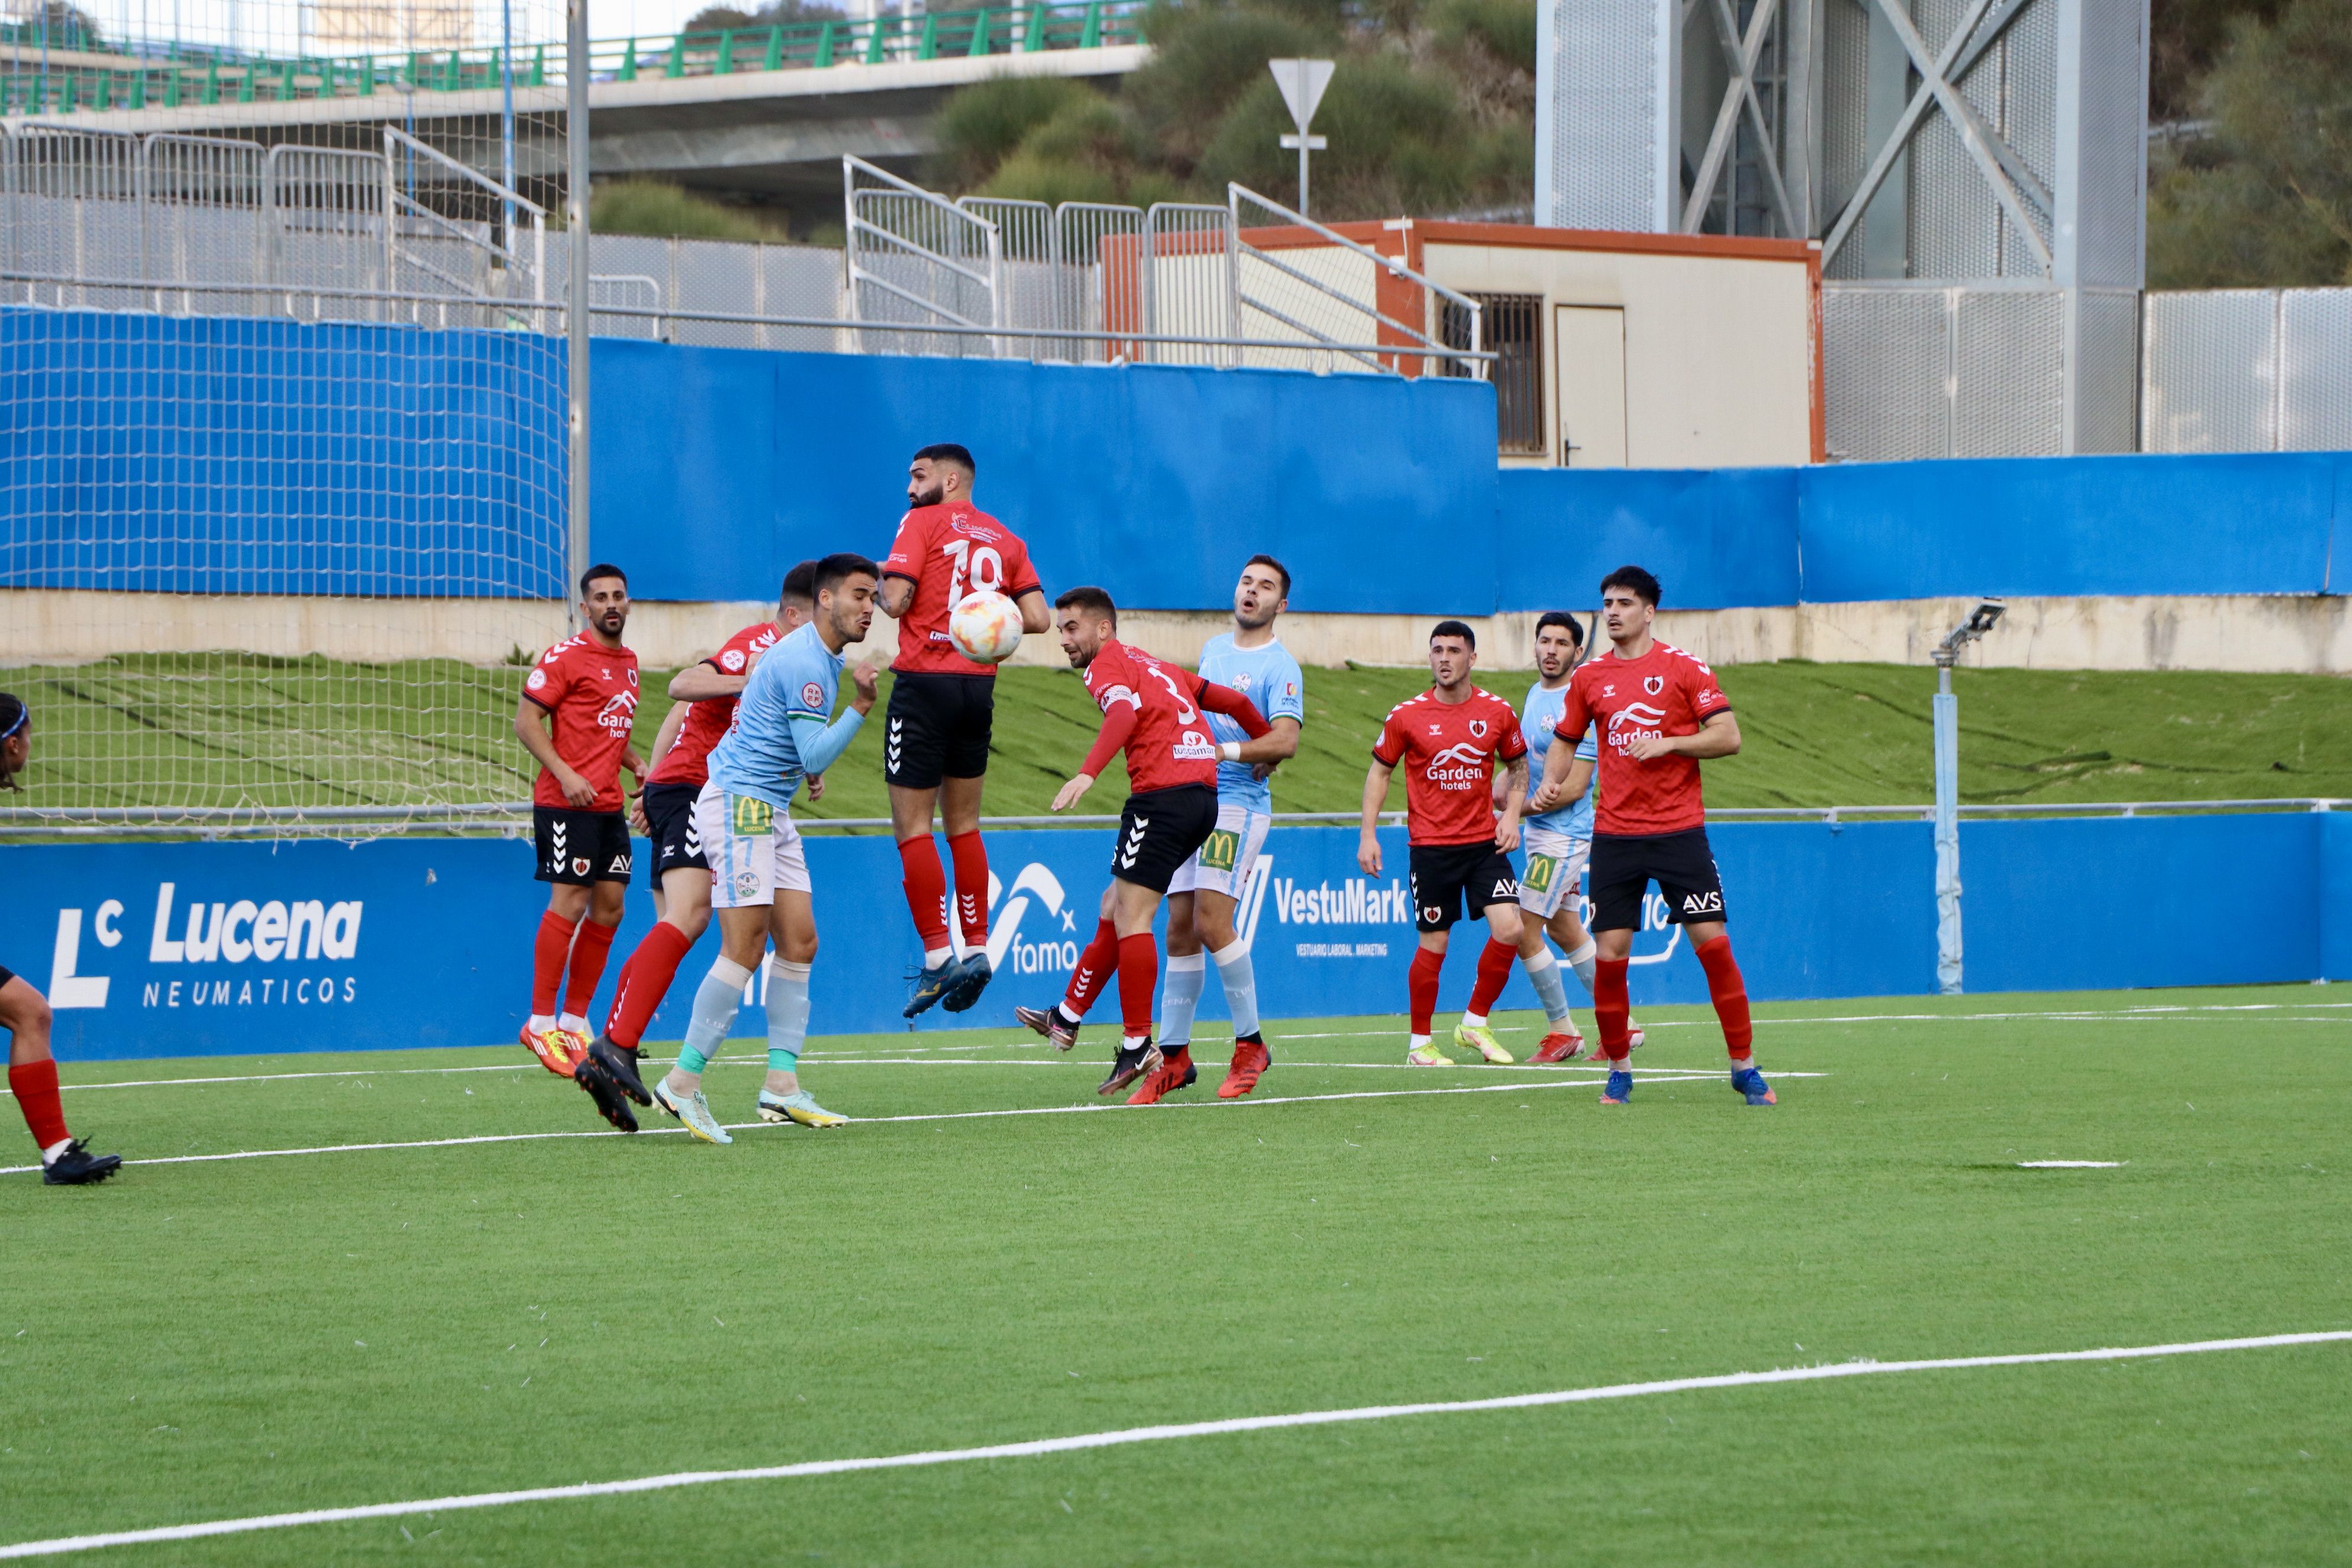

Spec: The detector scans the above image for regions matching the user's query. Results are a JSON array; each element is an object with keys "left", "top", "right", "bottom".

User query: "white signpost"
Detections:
[{"left": 1268, "top": 58, "right": 1335, "bottom": 216}]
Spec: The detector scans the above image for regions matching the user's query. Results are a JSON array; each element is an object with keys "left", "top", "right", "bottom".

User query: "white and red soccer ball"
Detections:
[{"left": 949, "top": 590, "right": 1023, "bottom": 665}]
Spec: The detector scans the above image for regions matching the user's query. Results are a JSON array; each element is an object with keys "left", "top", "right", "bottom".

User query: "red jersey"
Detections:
[
  {"left": 881, "top": 501, "right": 1042, "bottom": 676},
  {"left": 1554, "top": 641, "right": 1732, "bottom": 837},
  {"left": 1373, "top": 687, "right": 1527, "bottom": 847},
  {"left": 1082, "top": 639, "right": 1222, "bottom": 795},
  {"left": 522, "top": 633, "right": 640, "bottom": 812},
  {"left": 646, "top": 619, "right": 780, "bottom": 790}
]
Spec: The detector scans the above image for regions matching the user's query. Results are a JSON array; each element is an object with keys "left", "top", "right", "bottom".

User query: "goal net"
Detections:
[{"left": 1, "top": 0, "right": 577, "bottom": 837}]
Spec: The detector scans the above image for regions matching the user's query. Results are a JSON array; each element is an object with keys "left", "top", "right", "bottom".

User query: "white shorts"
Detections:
[
  {"left": 1517, "top": 825, "right": 1590, "bottom": 920},
  {"left": 1167, "top": 802, "right": 1270, "bottom": 900},
  {"left": 694, "top": 781, "right": 811, "bottom": 909}
]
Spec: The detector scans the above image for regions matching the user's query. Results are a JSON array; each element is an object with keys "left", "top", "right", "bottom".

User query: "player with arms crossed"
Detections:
[
  {"left": 572, "top": 562, "right": 819, "bottom": 1127},
  {"left": 583, "top": 554, "right": 881, "bottom": 1142},
  {"left": 1529, "top": 566, "right": 1772, "bottom": 1106},
  {"left": 1360, "top": 621, "right": 1530, "bottom": 1067},
  {"left": 878, "top": 443, "right": 1051, "bottom": 1018},
  {"left": 514, "top": 565, "right": 642, "bottom": 1076},
  {"left": 0, "top": 694, "right": 120, "bottom": 1184},
  {"left": 1013, "top": 588, "right": 1278, "bottom": 1104},
  {"left": 1515, "top": 612, "right": 1643, "bottom": 1063},
  {"left": 1160, "top": 555, "right": 1304, "bottom": 1099}
]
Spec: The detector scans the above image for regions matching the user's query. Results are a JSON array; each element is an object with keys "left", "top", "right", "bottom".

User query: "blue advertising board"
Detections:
[{"left": 1, "top": 814, "right": 2338, "bottom": 1063}]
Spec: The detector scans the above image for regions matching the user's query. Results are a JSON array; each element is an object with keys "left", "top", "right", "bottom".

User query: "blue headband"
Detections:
[{"left": 1, "top": 708, "right": 24, "bottom": 741}]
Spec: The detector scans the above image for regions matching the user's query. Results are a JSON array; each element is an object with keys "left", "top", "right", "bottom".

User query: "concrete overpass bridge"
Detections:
[{"left": 1, "top": 6, "right": 1145, "bottom": 218}]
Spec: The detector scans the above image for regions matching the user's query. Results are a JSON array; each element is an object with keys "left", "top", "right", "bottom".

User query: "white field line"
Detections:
[
  {"left": 3, "top": 1331, "right": 2345, "bottom": 1561},
  {"left": 2019, "top": 1160, "right": 2123, "bottom": 1168},
  {"left": 0, "top": 1070, "right": 1828, "bottom": 1178}
]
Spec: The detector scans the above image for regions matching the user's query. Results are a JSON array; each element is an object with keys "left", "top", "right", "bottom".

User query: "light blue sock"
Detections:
[
  {"left": 766, "top": 958, "right": 812, "bottom": 1074},
  {"left": 1213, "top": 942, "right": 1260, "bottom": 1037},
  {"left": 1159, "top": 952, "right": 1207, "bottom": 1047},
  {"left": 1564, "top": 937, "right": 1599, "bottom": 998},
  {"left": 1525, "top": 946, "right": 1572, "bottom": 1024},
  {"left": 679, "top": 956, "right": 753, "bottom": 1076}
]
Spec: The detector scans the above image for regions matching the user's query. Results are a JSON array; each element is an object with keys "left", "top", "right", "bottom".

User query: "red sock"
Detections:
[
  {"left": 1063, "top": 919, "right": 1119, "bottom": 1018},
  {"left": 1594, "top": 958, "right": 1631, "bottom": 1061},
  {"left": 9, "top": 1059, "right": 68, "bottom": 1151},
  {"left": 1116, "top": 932, "right": 1158, "bottom": 1039},
  {"left": 897, "top": 836, "right": 952, "bottom": 952},
  {"left": 1407, "top": 946, "right": 1444, "bottom": 1035},
  {"left": 563, "top": 919, "right": 619, "bottom": 1018},
  {"left": 532, "top": 910, "right": 577, "bottom": 1015},
  {"left": 946, "top": 830, "right": 990, "bottom": 949},
  {"left": 1694, "top": 934, "right": 1754, "bottom": 1061},
  {"left": 1468, "top": 938, "right": 1515, "bottom": 1018},
  {"left": 605, "top": 920, "right": 694, "bottom": 1048}
]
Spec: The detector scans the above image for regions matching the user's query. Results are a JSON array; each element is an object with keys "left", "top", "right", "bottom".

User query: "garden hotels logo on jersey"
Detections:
[{"left": 44, "top": 881, "right": 368, "bottom": 1014}]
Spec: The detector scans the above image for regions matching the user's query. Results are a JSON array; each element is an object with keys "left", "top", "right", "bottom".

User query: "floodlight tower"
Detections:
[{"left": 1932, "top": 599, "right": 2004, "bottom": 994}]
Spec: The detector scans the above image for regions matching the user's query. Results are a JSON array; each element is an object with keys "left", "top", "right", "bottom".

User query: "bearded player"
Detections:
[
  {"left": 878, "top": 443, "right": 1051, "bottom": 1019},
  {"left": 1160, "top": 555, "right": 1304, "bottom": 1099},
  {"left": 573, "top": 561, "right": 819, "bottom": 1129},
  {"left": 514, "top": 565, "right": 641, "bottom": 1076},
  {"left": 1529, "top": 566, "right": 1773, "bottom": 1107},
  {"left": 0, "top": 694, "right": 121, "bottom": 1185},
  {"left": 1358, "top": 621, "right": 1528, "bottom": 1067},
  {"left": 1012, "top": 588, "right": 1277, "bottom": 1105}
]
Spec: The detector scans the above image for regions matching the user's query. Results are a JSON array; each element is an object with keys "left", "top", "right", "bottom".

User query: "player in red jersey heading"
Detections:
[
  {"left": 571, "top": 561, "right": 820, "bottom": 1129},
  {"left": 514, "top": 564, "right": 642, "bottom": 1078},
  {"left": 1013, "top": 587, "right": 1278, "bottom": 1105},
  {"left": 878, "top": 443, "right": 1051, "bottom": 1020},
  {"left": 1360, "top": 621, "right": 1532, "bottom": 1067},
  {"left": 1529, "top": 564, "right": 1774, "bottom": 1107}
]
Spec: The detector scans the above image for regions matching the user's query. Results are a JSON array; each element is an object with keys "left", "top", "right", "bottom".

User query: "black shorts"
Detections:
[
  {"left": 1587, "top": 828, "right": 1727, "bottom": 933},
  {"left": 534, "top": 806, "right": 633, "bottom": 886},
  {"left": 0, "top": 962, "right": 15, "bottom": 992},
  {"left": 884, "top": 671, "right": 995, "bottom": 790},
  {"left": 641, "top": 780, "right": 707, "bottom": 876},
  {"left": 1409, "top": 841, "right": 1520, "bottom": 933},
  {"left": 1110, "top": 784, "right": 1219, "bottom": 894}
]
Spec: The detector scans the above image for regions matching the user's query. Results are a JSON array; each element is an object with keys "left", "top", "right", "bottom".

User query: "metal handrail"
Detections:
[{"left": 1229, "top": 182, "right": 1485, "bottom": 377}]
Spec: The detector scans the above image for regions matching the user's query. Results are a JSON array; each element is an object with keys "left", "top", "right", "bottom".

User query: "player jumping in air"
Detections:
[
  {"left": 0, "top": 694, "right": 121, "bottom": 1184},
  {"left": 1516, "top": 612, "right": 1643, "bottom": 1063},
  {"left": 584, "top": 553, "right": 881, "bottom": 1144},
  {"left": 572, "top": 561, "right": 820, "bottom": 1129},
  {"left": 1014, "top": 588, "right": 1278, "bottom": 1104},
  {"left": 877, "top": 443, "right": 1051, "bottom": 1019},
  {"left": 1161, "top": 556, "right": 1304, "bottom": 1098},
  {"left": 515, "top": 565, "right": 642, "bottom": 1077},
  {"left": 1359, "top": 621, "right": 1530, "bottom": 1067},
  {"left": 1529, "top": 566, "right": 1773, "bottom": 1106}
]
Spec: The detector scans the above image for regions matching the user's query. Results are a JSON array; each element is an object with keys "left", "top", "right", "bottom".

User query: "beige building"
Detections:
[{"left": 311, "top": 0, "right": 473, "bottom": 52}]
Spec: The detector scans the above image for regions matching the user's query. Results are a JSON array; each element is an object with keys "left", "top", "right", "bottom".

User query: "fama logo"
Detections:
[
  {"left": 43, "top": 883, "right": 366, "bottom": 1014},
  {"left": 982, "top": 864, "right": 1082, "bottom": 977}
]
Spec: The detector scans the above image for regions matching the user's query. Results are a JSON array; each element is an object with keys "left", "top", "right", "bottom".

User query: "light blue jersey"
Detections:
[
  {"left": 1200, "top": 633, "right": 1305, "bottom": 814},
  {"left": 706, "top": 622, "right": 865, "bottom": 812},
  {"left": 1521, "top": 677, "right": 1598, "bottom": 839}
]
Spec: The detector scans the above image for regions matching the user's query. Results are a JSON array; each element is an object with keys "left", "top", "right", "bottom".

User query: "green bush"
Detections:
[{"left": 589, "top": 181, "right": 783, "bottom": 243}]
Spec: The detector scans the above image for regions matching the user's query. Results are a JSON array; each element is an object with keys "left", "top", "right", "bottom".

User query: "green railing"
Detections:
[{"left": 0, "top": 4, "right": 1142, "bottom": 117}]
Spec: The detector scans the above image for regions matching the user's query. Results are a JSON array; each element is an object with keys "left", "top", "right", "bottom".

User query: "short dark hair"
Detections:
[
  {"left": 780, "top": 559, "right": 819, "bottom": 606},
  {"left": 1600, "top": 565, "right": 1661, "bottom": 607},
  {"left": 1243, "top": 553, "right": 1292, "bottom": 600},
  {"left": 912, "top": 442, "right": 975, "bottom": 475},
  {"left": 1430, "top": 619, "right": 1476, "bottom": 651},
  {"left": 1054, "top": 584, "right": 1118, "bottom": 631},
  {"left": 0, "top": 691, "right": 25, "bottom": 792},
  {"left": 580, "top": 563, "right": 627, "bottom": 596},
  {"left": 813, "top": 552, "right": 878, "bottom": 598},
  {"left": 1536, "top": 610, "right": 1584, "bottom": 645}
]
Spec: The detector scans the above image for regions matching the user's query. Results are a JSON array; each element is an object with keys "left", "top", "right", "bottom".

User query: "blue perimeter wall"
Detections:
[
  {"left": 5, "top": 814, "right": 2341, "bottom": 1061},
  {"left": 8, "top": 309, "right": 2350, "bottom": 611}
]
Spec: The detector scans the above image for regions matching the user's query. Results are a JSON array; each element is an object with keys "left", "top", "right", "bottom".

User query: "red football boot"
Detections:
[
  {"left": 1530, "top": 1027, "right": 1587, "bottom": 1064},
  {"left": 1217, "top": 1035, "right": 1271, "bottom": 1098},
  {"left": 1126, "top": 1046, "right": 1198, "bottom": 1105}
]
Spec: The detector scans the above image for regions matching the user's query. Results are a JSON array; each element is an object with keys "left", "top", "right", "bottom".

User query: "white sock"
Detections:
[
  {"left": 1122, "top": 1033, "right": 1151, "bottom": 1051},
  {"left": 1211, "top": 941, "right": 1260, "bottom": 1037},
  {"left": 41, "top": 1137, "right": 72, "bottom": 1166},
  {"left": 557, "top": 1012, "right": 588, "bottom": 1035},
  {"left": 1409, "top": 1033, "right": 1432, "bottom": 1050},
  {"left": 1461, "top": 1010, "right": 1487, "bottom": 1030},
  {"left": 1056, "top": 1001, "right": 1083, "bottom": 1027},
  {"left": 1524, "top": 946, "right": 1572, "bottom": 1024},
  {"left": 1159, "top": 952, "right": 1207, "bottom": 1048},
  {"left": 924, "top": 947, "right": 953, "bottom": 971},
  {"left": 1565, "top": 937, "right": 1599, "bottom": 996},
  {"left": 527, "top": 1012, "right": 556, "bottom": 1034}
]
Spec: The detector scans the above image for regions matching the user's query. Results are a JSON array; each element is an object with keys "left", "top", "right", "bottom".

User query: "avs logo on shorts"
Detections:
[{"left": 1681, "top": 889, "right": 1724, "bottom": 915}]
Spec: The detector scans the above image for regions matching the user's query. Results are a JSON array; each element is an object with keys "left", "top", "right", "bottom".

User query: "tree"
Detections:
[{"left": 2147, "top": 0, "right": 2352, "bottom": 286}]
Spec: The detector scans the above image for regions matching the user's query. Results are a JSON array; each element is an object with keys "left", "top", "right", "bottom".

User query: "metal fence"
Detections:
[{"left": 2143, "top": 289, "right": 2352, "bottom": 455}]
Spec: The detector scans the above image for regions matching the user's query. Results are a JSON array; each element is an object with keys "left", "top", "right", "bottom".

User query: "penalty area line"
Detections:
[{"left": 3, "top": 1331, "right": 2346, "bottom": 1560}]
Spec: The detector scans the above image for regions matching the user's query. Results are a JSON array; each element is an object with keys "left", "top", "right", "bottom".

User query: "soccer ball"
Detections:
[{"left": 949, "top": 590, "right": 1023, "bottom": 665}]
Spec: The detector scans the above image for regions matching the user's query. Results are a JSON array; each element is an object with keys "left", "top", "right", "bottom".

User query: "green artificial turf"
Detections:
[
  {"left": 6, "top": 655, "right": 2351, "bottom": 822},
  {"left": 2, "top": 986, "right": 2347, "bottom": 1563}
]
